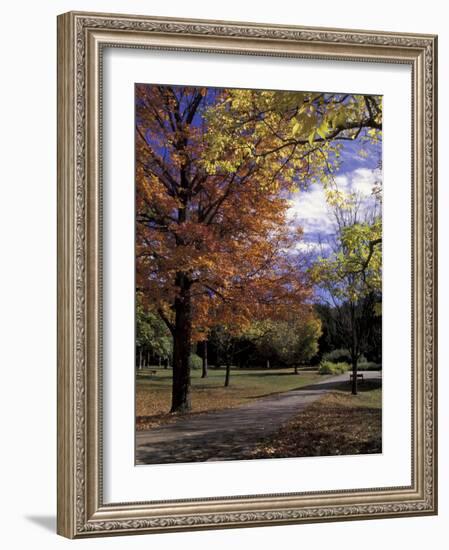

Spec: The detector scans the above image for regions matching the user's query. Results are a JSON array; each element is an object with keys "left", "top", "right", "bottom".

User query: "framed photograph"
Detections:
[{"left": 57, "top": 11, "right": 438, "bottom": 538}]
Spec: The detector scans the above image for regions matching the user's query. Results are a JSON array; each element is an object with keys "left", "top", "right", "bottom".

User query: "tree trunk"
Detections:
[
  {"left": 294, "top": 365, "right": 299, "bottom": 375},
  {"left": 138, "top": 348, "right": 142, "bottom": 369},
  {"left": 224, "top": 362, "right": 231, "bottom": 387},
  {"left": 170, "top": 274, "right": 192, "bottom": 413},
  {"left": 201, "top": 340, "right": 208, "bottom": 378},
  {"left": 351, "top": 359, "right": 358, "bottom": 395},
  {"left": 266, "top": 359, "right": 270, "bottom": 369},
  {"left": 350, "top": 300, "right": 358, "bottom": 395}
]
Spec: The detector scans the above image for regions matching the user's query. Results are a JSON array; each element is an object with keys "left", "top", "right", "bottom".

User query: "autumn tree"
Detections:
[
  {"left": 311, "top": 188, "right": 382, "bottom": 394},
  {"left": 136, "top": 85, "right": 382, "bottom": 411}
]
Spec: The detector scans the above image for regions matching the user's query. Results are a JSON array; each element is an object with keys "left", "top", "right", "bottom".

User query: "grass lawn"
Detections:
[
  {"left": 136, "top": 367, "right": 327, "bottom": 430},
  {"left": 248, "top": 378, "right": 382, "bottom": 458}
]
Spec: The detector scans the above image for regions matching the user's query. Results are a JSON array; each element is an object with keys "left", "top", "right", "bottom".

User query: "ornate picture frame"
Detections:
[{"left": 57, "top": 11, "right": 437, "bottom": 538}]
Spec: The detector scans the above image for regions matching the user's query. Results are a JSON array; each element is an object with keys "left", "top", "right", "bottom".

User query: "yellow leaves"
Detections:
[
  {"left": 292, "top": 120, "right": 301, "bottom": 135},
  {"left": 308, "top": 132, "right": 315, "bottom": 146},
  {"left": 229, "top": 90, "right": 253, "bottom": 111},
  {"left": 311, "top": 217, "right": 382, "bottom": 300},
  {"left": 301, "top": 112, "right": 317, "bottom": 136},
  {"left": 330, "top": 110, "right": 348, "bottom": 129},
  {"left": 316, "top": 120, "right": 330, "bottom": 140},
  {"left": 325, "top": 188, "right": 347, "bottom": 208}
]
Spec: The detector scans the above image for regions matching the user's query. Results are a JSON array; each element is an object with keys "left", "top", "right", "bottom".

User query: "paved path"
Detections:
[{"left": 136, "top": 371, "right": 381, "bottom": 465}]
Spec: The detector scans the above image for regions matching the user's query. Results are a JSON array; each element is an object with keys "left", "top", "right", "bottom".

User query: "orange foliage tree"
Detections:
[{"left": 135, "top": 85, "right": 381, "bottom": 412}]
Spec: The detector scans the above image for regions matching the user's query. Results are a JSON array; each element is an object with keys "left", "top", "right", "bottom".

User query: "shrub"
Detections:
[
  {"left": 189, "top": 353, "right": 203, "bottom": 370},
  {"left": 318, "top": 361, "right": 350, "bottom": 375},
  {"left": 322, "top": 349, "right": 351, "bottom": 364},
  {"left": 322, "top": 349, "right": 367, "bottom": 364},
  {"left": 357, "top": 362, "right": 382, "bottom": 371}
]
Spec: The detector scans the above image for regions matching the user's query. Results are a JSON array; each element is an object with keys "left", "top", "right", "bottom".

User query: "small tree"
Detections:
[
  {"left": 248, "top": 315, "right": 321, "bottom": 373},
  {"left": 136, "top": 299, "right": 172, "bottom": 368},
  {"left": 209, "top": 326, "right": 235, "bottom": 387},
  {"left": 291, "top": 316, "right": 322, "bottom": 373},
  {"left": 311, "top": 216, "right": 381, "bottom": 394}
]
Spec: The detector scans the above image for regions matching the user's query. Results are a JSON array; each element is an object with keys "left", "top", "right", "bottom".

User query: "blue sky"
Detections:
[{"left": 287, "top": 136, "right": 382, "bottom": 255}]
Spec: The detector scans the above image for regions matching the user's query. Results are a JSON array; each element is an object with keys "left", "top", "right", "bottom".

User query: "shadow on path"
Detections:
[{"left": 296, "top": 374, "right": 382, "bottom": 393}]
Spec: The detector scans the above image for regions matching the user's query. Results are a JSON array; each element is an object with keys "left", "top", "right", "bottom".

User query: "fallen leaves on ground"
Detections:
[{"left": 247, "top": 387, "right": 382, "bottom": 458}]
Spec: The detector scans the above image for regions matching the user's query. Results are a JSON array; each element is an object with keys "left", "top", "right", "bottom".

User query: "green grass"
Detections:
[
  {"left": 136, "top": 367, "right": 327, "bottom": 428},
  {"left": 248, "top": 378, "right": 382, "bottom": 458}
]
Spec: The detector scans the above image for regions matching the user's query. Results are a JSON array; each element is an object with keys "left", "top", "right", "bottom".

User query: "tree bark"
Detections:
[
  {"left": 201, "top": 340, "right": 208, "bottom": 378},
  {"left": 350, "top": 300, "right": 358, "bottom": 395},
  {"left": 224, "top": 361, "right": 231, "bottom": 387},
  {"left": 170, "top": 273, "right": 192, "bottom": 413},
  {"left": 351, "top": 359, "right": 358, "bottom": 395},
  {"left": 294, "top": 365, "right": 299, "bottom": 375}
]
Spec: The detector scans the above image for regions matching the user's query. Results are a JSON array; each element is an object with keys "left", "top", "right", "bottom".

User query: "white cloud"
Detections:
[
  {"left": 287, "top": 167, "right": 382, "bottom": 246},
  {"left": 334, "top": 167, "right": 381, "bottom": 197},
  {"left": 295, "top": 241, "right": 331, "bottom": 253},
  {"left": 350, "top": 167, "right": 381, "bottom": 196},
  {"left": 287, "top": 183, "right": 333, "bottom": 235}
]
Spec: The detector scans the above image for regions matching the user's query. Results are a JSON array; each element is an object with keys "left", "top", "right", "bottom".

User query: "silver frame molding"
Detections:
[{"left": 57, "top": 11, "right": 438, "bottom": 538}]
